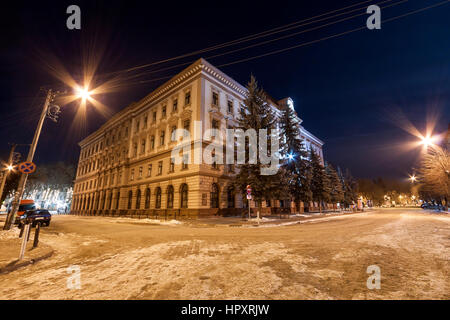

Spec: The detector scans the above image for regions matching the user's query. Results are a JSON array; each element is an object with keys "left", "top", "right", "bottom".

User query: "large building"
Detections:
[{"left": 71, "top": 59, "right": 323, "bottom": 218}]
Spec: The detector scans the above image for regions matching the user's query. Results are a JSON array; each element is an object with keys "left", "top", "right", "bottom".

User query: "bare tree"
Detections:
[{"left": 419, "top": 147, "right": 450, "bottom": 206}]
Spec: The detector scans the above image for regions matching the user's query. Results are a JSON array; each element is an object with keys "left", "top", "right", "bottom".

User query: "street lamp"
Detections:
[
  {"left": 3, "top": 86, "right": 90, "bottom": 230},
  {"left": 76, "top": 86, "right": 92, "bottom": 100},
  {"left": 409, "top": 175, "right": 417, "bottom": 183}
]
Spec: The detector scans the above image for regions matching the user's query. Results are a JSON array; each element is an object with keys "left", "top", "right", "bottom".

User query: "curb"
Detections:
[{"left": 0, "top": 249, "right": 54, "bottom": 275}]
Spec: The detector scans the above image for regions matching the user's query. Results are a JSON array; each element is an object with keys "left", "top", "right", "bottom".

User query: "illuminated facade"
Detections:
[{"left": 71, "top": 59, "right": 324, "bottom": 217}]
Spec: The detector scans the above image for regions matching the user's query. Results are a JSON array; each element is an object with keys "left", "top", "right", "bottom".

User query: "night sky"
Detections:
[{"left": 1, "top": 0, "right": 449, "bottom": 179}]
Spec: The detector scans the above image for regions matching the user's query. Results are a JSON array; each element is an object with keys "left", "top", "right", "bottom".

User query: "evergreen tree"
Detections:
[
  {"left": 337, "top": 167, "right": 358, "bottom": 208},
  {"left": 325, "top": 162, "right": 344, "bottom": 208},
  {"left": 310, "top": 148, "right": 331, "bottom": 212},
  {"left": 279, "top": 102, "right": 312, "bottom": 210},
  {"left": 233, "top": 76, "right": 281, "bottom": 212}
]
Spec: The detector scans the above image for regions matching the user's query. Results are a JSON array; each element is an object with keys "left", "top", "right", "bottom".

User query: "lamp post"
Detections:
[{"left": 3, "top": 86, "right": 91, "bottom": 230}]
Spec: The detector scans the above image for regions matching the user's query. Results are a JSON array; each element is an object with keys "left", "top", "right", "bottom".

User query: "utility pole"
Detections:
[
  {"left": 0, "top": 144, "right": 17, "bottom": 207},
  {"left": 3, "top": 89, "right": 58, "bottom": 230}
]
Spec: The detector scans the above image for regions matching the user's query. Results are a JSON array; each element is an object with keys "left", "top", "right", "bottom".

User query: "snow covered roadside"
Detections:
[
  {"left": 249, "top": 211, "right": 371, "bottom": 228},
  {"left": 103, "top": 217, "right": 183, "bottom": 226}
]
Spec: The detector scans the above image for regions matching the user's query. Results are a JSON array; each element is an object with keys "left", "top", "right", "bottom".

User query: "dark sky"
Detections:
[{"left": 1, "top": 0, "right": 449, "bottom": 179}]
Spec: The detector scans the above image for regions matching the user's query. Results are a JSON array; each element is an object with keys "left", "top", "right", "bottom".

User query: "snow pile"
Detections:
[
  {"left": 109, "top": 218, "right": 182, "bottom": 226},
  {"left": 0, "top": 228, "right": 20, "bottom": 240}
]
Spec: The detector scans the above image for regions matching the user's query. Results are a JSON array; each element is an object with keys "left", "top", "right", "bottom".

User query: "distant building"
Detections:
[{"left": 71, "top": 59, "right": 324, "bottom": 217}]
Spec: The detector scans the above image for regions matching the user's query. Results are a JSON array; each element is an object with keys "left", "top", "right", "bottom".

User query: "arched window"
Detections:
[
  {"left": 180, "top": 184, "right": 188, "bottom": 208},
  {"left": 128, "top": 190, "right": 133, "bottom": 209},
  {"left": 115, "top": 191, "right": 120, "bottom": 210},
  {"left": 145, "top": 188, "right": 151, "bottom": 209},
  {"left": 100, "top": 193, "right": 105, "bottom": 210},
  {"left": 136, "top": 189, "right": 141, "bottom": 209},
  {"left": 108, "top": 192, "right": 113, "bottom": 210},
  {"left": 227, "top": 186, "right": 235, "bottom": 208},
  {"left": 155, "top": 187, "right": 162, "bottom": 209},
  {"left": 210, "top": 183, "right": 219, "bottom": 208},
  {"left": 167, "top": 185, "right": 174, "bottom": 208}
]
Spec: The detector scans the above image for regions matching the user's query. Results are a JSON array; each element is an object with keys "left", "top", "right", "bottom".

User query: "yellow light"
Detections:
[
  {"left": 6, "top": 165, "right": 14, "bottom": 171},
  {"left": 419, "top": 135, "right": 436, "bottom": 147},
  {"left": 76, "top": 86, "right": 91, "bottom": 100},
  {"left": 409, "top": 175, "right": 417, "bottom": 183}
]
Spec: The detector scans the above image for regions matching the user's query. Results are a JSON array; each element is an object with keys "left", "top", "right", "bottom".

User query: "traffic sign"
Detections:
[{"left": 18, "top": 162, "right": 37, "bottom": 174}]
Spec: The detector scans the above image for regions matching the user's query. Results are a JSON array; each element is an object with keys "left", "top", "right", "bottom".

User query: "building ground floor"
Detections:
[{"left": 71, "top": 174, "right": 341, "bottom": 219}]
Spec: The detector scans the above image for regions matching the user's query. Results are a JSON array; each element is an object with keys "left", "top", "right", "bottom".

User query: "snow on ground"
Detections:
[{"left": 0, "top": 208, "right": 448, "bottom": 300}]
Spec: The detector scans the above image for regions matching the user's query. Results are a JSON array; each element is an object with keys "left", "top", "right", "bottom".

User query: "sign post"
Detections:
[
  {"left": 19, "top": 222, "right": 31, "bottom": 260},
  {"left": 246, "top": 185, "right": 252, "bottom": 220}
]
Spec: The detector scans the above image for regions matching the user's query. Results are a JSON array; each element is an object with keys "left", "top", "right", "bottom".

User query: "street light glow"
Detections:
[
  {"left": 6, "top": 164, "right": 14, "bottom": 171},
  {"left": 409, "top": 175, "right": 417, "bottom": 183},
  {"left": 76, "top": 86, "right": 92, "bottom": 100}
]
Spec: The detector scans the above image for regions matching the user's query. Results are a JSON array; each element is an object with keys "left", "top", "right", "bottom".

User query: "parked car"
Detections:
[
  {"left": 12, "top": 199, "right": 36, "bottom": 224},
  {"left": 18, "top": 209, "right": 51, "bottom": 227}
]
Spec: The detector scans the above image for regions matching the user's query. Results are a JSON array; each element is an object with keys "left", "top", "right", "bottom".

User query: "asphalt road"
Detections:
[{"left": 0, "top": 208, "right": 448, "bottom": 299}]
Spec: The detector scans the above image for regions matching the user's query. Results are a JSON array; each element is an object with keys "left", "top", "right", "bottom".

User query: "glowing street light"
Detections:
[
  {"left": 6, "top": 165, "right": 14, "bottom": 171},
  {"left": 287, "top": 153, "right": 295, "bottom": 161},
  {"left": 76, "top": 86, "right": 92, "bottom": 100},
  {"left": 409, "top": 175, "right": 417, "bottom": 183}
]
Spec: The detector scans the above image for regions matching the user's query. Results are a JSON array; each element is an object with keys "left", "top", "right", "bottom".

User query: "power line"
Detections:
[
  {"left": 134, "top": 0, "right": 448, "bottom": 84},
  {"left": 104, "top": 0, "right": 393, "bottom": 76},
  {"left": 103, "top": 0, "right": 406, "bottom": 88}
]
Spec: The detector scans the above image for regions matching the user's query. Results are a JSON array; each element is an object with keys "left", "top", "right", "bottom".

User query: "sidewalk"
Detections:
[
  {"left": 186, "top": 209, "right": 367, "bottom": 228},
  {"left": 0, "top": 228, "right": 53, "bottom": 274}
]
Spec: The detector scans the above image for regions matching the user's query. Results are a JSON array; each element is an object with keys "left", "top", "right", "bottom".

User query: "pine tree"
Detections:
[
  {"left": 279, "top": 102, "right": 312, "bottom": 211},
  {"left": 337, "top": 167, "right": 358, "bottom": 208},
  {"left": 310, "top": 148, "right": 331, "bottom": 212},
  {"left": 325, "top": 162, "right": 344, "bottom": 209},
  {"left": 233, "top": 75, "right": 281, "bottom": 213}
]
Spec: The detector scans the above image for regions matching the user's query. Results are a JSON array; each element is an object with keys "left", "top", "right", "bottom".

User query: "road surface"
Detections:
[{"left": 0, "top": 208, "right": 448, "bottom": 299}]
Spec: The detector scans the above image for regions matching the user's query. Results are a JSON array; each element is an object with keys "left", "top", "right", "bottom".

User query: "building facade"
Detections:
[{"left": 71, "top": 59, "right": 324, "bottom": 218}]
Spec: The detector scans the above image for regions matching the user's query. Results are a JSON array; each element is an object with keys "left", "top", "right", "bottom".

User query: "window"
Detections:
[
  {"left": 133, "top": 143, "right": 138, "bottom": 157},
  {"left": 182, "top": 154, "right": 189, "bottom": 170},
  {"left": 136, "top": 120, "right": 140, "bottom": 133},
  {"left": 160, "top": 130, "right": 165, "bottom": 146},
  {"left": 108, "top": 192, "right": 113, "bottom": 210},
  {"left": 266, "top": 199, "right": 271, "bottom": 207},
  {"left": 210, "top": 183, "right": 219, "bottom": 208},
  {"left": 144, "top": 116, "right": 148, "bottom": 129},
  {"left": 171, "top": 126, "right": 177, "bottom": 141},
  {"left": 173, "top": 99, "right": 178, "bottom": 112},
  {"left": 180, "top": 184, "right": 188, "bottom": 208},
  {"left": 110, "top": 174, "right": 115, "bottom": 186},
  {"left": 167, "top": 185, "right": 174, "bottom": 208},
  {"left": 157, "top": 161, "right": 163, "bottom": 175},
  {"left": 139, "top": 166, "right": 143, "bottom": 178},
  {"left": 155, "top": 187, "right": 162, "bottom": 209},
  {"left": 183, "top": 120, "right": 190, "bottom": 137},
  {"left": 136, "top": 189, "right": 141, "bottom": 209},
  {"left": 147, "top": 164, "right": 152, "bottom": 177},
  {"left": 128, "top": 191, "right": 133, "bottom": 209},
  {"left": 212, "top": 119, "right": 219, "bottom": 130},
  {"left": 153, "top": 111, "right": 157, "bottom": 123},
  {"left": 227, "top": 187, "right": 235, "bottom": 208},
  {"left": 169, "top": 158, "right": 175, "bottom": 173},
  {"left": 228, "top": 100, "right": 233, "bottom": 114},
  {"left": 145, "top": 188, "right": 151, "bottom": 209},
  {"left": 115, "top": 191, "right": 120, "bottom": 210},
  {"left": 130, "top": 169, "right": 135, "bottom": 181},
  {"left": 162, "top": 106, "right": 166, "bottom": 118},
  {"left": 202, "top": 193, "right": 207, "bottom": 206},
  {"left": 185, "top": 91, "right": 191, "bottom": 106},
  {"left": 141, "top": 139, "right": 146, "bottom": 154},
  {"left": 212, "top": 92, "right": 219, "bottom": 106},
  {"left": 212, "top": 150, "right": 218, "bottom": 169},
  {"left": 150, "top": 136, "right": 155, "bottom": 149}
]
